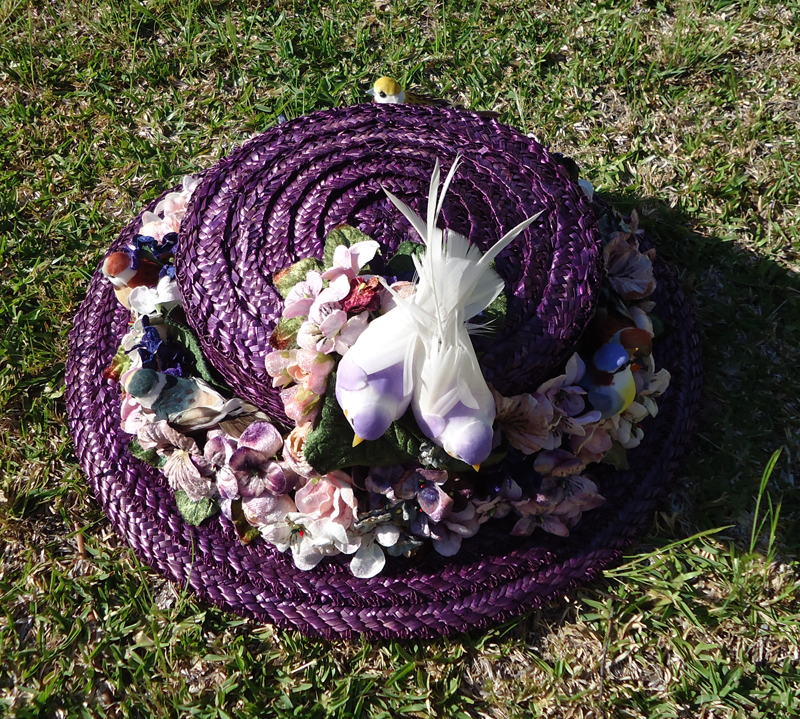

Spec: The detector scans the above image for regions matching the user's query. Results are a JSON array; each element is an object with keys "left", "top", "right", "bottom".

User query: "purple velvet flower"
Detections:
[
  {"left": 410, "top": 500, "right": 481, "bottom": 556},
  {"left": 396, "top": 469, "right": 452, "bottom": 523},
  {"left": 364, "top": 465, "right": 405, "bottom": 504},
  {"left": 511, "top": 449, "right": 605, "bottom": 537},
  {"left": 227, "top": 421, "right": 295, "bottom": 497}
]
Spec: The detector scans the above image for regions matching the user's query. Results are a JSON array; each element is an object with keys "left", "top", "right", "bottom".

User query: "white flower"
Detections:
[
  {"left": 608, "top": 401, "right": 649, "bottom": 449},
  {"left": 129, "top": 275, "right": 182, "bottom": 317},
  {"left": 283, "top": 271, "right": 324, "bottom": 319},
  {"left": 350, "top": 524, "right": 400, "bottom": 578},
  {"left": 280, "top": 514, "right": 361, "bottom": 570},
  {"left": 296, "top": 310, "right": 368, "bottom": 355}
]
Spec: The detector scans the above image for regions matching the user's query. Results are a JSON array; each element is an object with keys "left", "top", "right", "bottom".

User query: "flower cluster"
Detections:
[
  {"left": 263, "top": 239, "right": 381, "bottom": 424},
  {"left": 106, "top": 173, "right": 671, "bottom": 578}
]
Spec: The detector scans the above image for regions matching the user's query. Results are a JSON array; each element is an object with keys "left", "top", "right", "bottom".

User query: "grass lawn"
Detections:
[{"left": 2, "top": 0, "right": 799, "bottom": 717}]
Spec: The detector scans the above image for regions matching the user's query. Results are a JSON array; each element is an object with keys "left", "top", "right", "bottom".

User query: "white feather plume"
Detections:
[{"left": 336, "top": 154, "right": 541, "bottom": 464}]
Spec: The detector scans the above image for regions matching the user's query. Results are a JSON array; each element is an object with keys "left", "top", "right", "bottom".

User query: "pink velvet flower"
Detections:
[
  {"left": 266, "top": 348, "right": 335, "bottom": 426},
  {"left": 242, "top": 493, "right": 296, "bottom": 527},
  {"left": 282, "top": 423, "right": 317, "bottom": 479},
  {"left": 603, "top": 212, "right": 657, "bottom": 300},
  {"left": 511, "top": 450, "right": 605, "bottom": 538},
  {"left": 265, "top": 348, "right": 334, "bottom": 394},
  {"left": 320, "top": 240, "right": 380, "bottom": 281},
  {"left": 264, "top": 350, "right": 295, "bottom": 389},
  {"left": 139, "top": 211, "right": 181, "bottom": 243},
  {"left": 571, "top": 420, "right": 613, "bottom": 464},
  {"left": 282, "top": 271, "right": 324, "bottom": 319},
  {"left": 288, "top": 349, "right": 334, "bottom": 393},
  {"left": 294, "top": 471, "right": 357, "bottom": 529},
  {"left": 281, "top": 384, "right": 323, "bottom": 426}
]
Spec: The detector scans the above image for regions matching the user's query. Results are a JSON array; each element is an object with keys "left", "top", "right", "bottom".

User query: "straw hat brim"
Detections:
[{"left": 66, "top": 106, "right": 701, "bottom": 639}]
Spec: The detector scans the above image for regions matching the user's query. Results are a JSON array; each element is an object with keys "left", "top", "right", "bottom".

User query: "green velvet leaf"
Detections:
[
  {"left": 128, "top": 438, "right": 166, "bottom": 468},
  {"left": 229, "top": 499, "right": 261, "bottom": 543},
  {"left": 304, "top": 374, "right": 418, "bottom": 474},
  {"left": 602, "top": 440, "right": 630, "bottom": 470},
  {"left": 270, "top": 316, "right": 303, "bottom": 350},
  {"left": 272, "top": 257, "right": 323, "bottom": 298},
  {"left": 174, "top": 490, "right": 219, "bottom": 526},
  {"left": 106, "top": 343, "right": 132, "bottom": 380},
  {"left": 163, "top": 316, "right": 229, "bottom": 392},
  {"left": 386, "top": 240, "right": 424, "bottom": 275},
  {"left": 323, "top": 226, "right": 350, "bottom": 268},
  {"left": 650, "top": 313, "right": 665, "bottom": 338},
  {"left": 135, "top": 246, "right": 161, "bottom": 264}
]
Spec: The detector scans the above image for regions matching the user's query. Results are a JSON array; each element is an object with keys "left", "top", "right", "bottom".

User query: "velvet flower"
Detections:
[
  {"left": 603, "top": 212, "right": 657, "bottom": 300},
  {"left": 492, "top": 388, "right": 555, "bottom": 454},
  {"left": 395, "top": 469, "right": 452, "bottom": 523},
  {"left": 226, "top": 421, "right": 294, "bottom": 497},
  {"left": 137, "top": 420, "right": 214, "bottom": 501},
  {"left": 320, "top": 240, "right": 380, "bottom": 281},
  {"left": 283, "top": 271, "right": 324, "bottom": 320}
]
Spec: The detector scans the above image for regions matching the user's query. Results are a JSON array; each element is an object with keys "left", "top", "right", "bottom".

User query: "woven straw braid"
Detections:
[
  {"left": 66, "top": 174, "right": 702, "bottom": 639},
  {"left": 177, "top": 104, "right": 600, "bottom": 424}
]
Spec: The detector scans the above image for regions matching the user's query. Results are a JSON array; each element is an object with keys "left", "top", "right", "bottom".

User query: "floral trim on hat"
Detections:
[{"left": 104, "top": 169, "right": 669, "bottom": 579}]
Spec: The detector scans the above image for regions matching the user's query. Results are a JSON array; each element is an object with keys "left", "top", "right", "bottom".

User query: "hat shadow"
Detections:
[
  {"left": 443, "top": 188, "right": 800, "bottom": 650},
  {"left": 600, "top": 189, "right": 799, "bottom": 559}
]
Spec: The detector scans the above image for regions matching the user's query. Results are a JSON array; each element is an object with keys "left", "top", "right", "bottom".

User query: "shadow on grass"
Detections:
[
  {"left": 366, "top": 189, "right": 800, "bottom": 677},
  {"left": 604, "top": 190, "right": 800, "bottom": 556}
]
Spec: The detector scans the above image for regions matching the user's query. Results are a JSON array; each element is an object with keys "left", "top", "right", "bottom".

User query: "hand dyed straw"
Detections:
[
  {"left": 177, "top": 104, "right": 601, "bottom": 422},
  {"left": 66, "top": 104, "right": 702, "bottom": 639}
]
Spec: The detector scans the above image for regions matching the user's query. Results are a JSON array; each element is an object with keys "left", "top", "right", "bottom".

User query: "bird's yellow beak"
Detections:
[{"left": 352, "top": 434, "right": 365, "bottom": 447}]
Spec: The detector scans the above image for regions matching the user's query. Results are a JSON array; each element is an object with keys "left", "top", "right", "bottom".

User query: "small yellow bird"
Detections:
[
  {"left": 367, "top": 76, "right": 451, "bottom": 107},
  {"left": 367, "top": 76, "right": 499, "bottom": 118}
]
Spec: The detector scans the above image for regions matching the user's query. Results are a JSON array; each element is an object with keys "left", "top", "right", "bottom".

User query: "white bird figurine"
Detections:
[{"left": 335, "top": 156, "right": 541, "bottom": 468}]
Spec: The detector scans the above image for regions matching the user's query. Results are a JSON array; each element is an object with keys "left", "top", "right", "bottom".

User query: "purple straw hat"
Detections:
[{"left": 66, "top": 104, "right": 701, "bottom": 639}]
